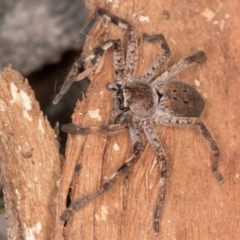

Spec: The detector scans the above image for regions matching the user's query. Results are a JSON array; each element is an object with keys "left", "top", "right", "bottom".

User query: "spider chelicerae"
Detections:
[{"left": 53, "top": 8, "right": 224, "bottom": 235}]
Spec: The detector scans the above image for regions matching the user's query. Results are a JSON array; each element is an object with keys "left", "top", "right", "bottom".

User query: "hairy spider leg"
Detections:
[
  {"left": 196, "top": 119, "right": 224, "bottom": 184},
  {"left": 113, "top": 39, "right": 126, "bottom": 84},
  {"left": 109, "top": 39, "right": 127, "bottom": 122},
  {"left": 153, "top": 51, "right": 206, "bottom": 87},
  {"left": 124, "top": 27, "right": 139, "bottom": 80},
  {"left": 61, "top": 122, "right": 128, "bottom": 135},
  {"left": 52, "top": 58, "right": 84, "bottom": 104},
  {"left": 77, "top": 10, "right": 99, "bottom": 44},
  {"left": 59, "top": 124, "right": 143, "bottom": 222},
  {"left": 52, "top": 39, "right": 117, "bottom": 104},
  {"left": 142, "top": 123, "right": 168, "bottom": 234},
  {"left": 53, "top": 8, "right": 139, "bottom": 104},
  {"left": 157, "top": 116, "right": 224, "bottom": 184},
  {"left": 140, "top": 34, "right": 171, "bottom": 83},
  {"left": 98, "top": 8, "right": 139, "bottom": 81}
]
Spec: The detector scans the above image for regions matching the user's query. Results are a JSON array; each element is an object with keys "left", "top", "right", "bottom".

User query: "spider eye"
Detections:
[{"left": 183, "top": 100, "right": 189, "bottom": 104}]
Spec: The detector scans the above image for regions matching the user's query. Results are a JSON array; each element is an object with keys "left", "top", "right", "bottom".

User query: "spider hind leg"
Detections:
[{"left": 59, "top": 124, "right": 143, "bottom": 222}]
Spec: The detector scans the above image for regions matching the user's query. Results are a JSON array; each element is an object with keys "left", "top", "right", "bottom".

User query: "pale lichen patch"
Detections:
[
  {"left": 169, "top": 38, "right": 178, "bottom": 45},
  {"left": 0, "top": 98, "right": 7, "bottom": 111},
  {"left": 106, "top": 0, "right": 119, "bottom": 4},
  {"left": 95, "top": 205, "right": 109, "bottom": 221},
  {"left": 10, "top": 82, "right": 32, "bottom": 121},
  {"left": 25, "top": 222, "right": 42, "bottom": 240},
  {"left": 38, "top": 119, "right": 45, "bottom": 134},
  {"left": 194, "top": 79, "right": 201, "bottom": 87},
  {"left": 19, "top": 89, "right": 31, "bottom": 110},
  {"left": 201, "top": 8, "right": 216, "bottom": 21},
  {"left": 203, "top": 92, "right": 208, "bottom": 99},
  {"left": 138, "top": 15, "right": 150, "bottom": 22},
  {"left": 224, "top": 14, "right": 230, "bottom": 19},
  {"left": 95, "top": 214, "right": 101, "bottom": 221},
  {"left": 15, "top": 189, "right": 19, "bottom": 196},
  {"left": 113, "top": 142, "right": 120, "bottom": 151},
  {"left": 88, "top": 109, "right": 102, "bottom": 121},
  {"left": 23, "top": 109, "right": 32, "bottom": 121}
]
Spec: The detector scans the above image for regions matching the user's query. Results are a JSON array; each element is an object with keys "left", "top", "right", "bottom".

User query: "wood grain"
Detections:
[
  {"left": 0, "top": 67, "right": 61, "bottom": 239},
  {"left": 57, "top": 1, "right": 240, "bottom": 239}
]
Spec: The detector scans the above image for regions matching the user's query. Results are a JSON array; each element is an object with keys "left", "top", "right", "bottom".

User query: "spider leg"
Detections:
[
  {"left": 196, "top": 119, "right": 224, "bottom": 184},
  {"left": 109, "top": 39, "right": 127, "bottom": 122},
  {"left": 53, "top": 39, "right": 117, "bottom": 104},
  {"left": 59, "top": 124, "right": 143, "bottom": 222},
  {"left": 110, "top": 38, "right": 135, "bottom": 122},
  {"left": 52, "top": 58, "right": 84, "bottom": 104},
  {"left": 142, "top": 123, "right": 167, "bottom": 235},
  {"left": 98, "top": 8, "right": 139, "bottom": 80},
  {"left": 124, "top": 27, "right": 139, "bottom": 80},
  {"left": 54, "top": 8, "right": 139, "bottom": 104},
  {"left": 61, "top": 123, "right": 128, "bottom": 135},
  {"left": 77, "top": 10, "right": 99, "bottom": 45},
  {"left": 157, "top": 116, "right": 224, "bottom": 184},
  {"left": 113, "top": 39, "right": 126, "bottom": 84},
  {"left": 153, "top": 51, "right": 206, "bottom": 88},
  {"left": 140, "top": 34, "right": 170, "bottom": 83}
]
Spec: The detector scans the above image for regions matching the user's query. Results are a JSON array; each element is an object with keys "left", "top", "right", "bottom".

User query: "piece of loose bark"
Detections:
[
  {"left": 0, "top": 67, "right": 61, "bottom": 239},
  {"left": 56, "top": 1, "right": 240, "bottom": 239}
]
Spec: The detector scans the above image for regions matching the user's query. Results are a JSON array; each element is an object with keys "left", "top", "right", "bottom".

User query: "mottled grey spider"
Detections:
[{"left": 53, "top": 8, "right": 224, "bottom": 235}]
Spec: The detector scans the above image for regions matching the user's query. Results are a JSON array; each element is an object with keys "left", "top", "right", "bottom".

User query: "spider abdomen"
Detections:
[{"left": 156, "top": 81, "right": 205, "bottom": 117}]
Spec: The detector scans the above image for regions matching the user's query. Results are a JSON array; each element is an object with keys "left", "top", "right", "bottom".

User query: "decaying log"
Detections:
[
  {"left": 0, "top": 67, "right": 61, "bottom": 239},
  {"left": 1, "top": 0, "right": 240, "bottom": 239},
  {"left": 54, "top": 1, "right": 240, "bottom": 239}
]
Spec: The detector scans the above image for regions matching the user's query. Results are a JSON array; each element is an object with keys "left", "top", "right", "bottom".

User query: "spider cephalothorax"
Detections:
[
  {"left": 123, "top": 81, "right": 157, "bottom": 119},
  {"left": 53, "top": 8, "right": 224, "bottom": 235}
]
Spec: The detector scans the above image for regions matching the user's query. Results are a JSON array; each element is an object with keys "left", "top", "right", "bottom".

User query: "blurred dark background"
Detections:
[{"left": 0, "top": 1, "right": 91, "bottom": 238}]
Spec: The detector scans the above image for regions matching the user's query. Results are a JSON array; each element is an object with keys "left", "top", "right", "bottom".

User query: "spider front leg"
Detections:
[
  {"left": 113, "top": 39, "right": 126, "bottom": 84},
  {"left": 142, "top": 123, "right": 168, "bottom": 235},
  {"left": 52, "top": 39, "right": 118, "bottom": 104},
  {"left": 158, "top": 116, "right": 224, "bottom": 184},
  {"left": 98, "top": 8, "right": 139, "bottom": 81},
  {"left": 52, "top": 58, "right": 85, "bottom": 104},
  {"left": 60, "top": 123, "right": 143, "bottom": 222}
]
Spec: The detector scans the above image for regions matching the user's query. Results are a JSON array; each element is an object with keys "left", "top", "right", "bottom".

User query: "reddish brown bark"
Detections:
[
  {"left": 1, "top": 0, "right": 240, "bottom": 239},
  {"left": 0, "top": 67, "right": 61, "bottom": 239},
  {"left": 54, "top": 0, "right": 240, "bottom": 239}
]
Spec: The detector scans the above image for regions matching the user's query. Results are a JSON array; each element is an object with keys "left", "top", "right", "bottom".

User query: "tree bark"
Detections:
[
  {"left": 1, "top": 0, "right": 240, "bottom": 239},
  {"left": 53, "top": 0, "right": 240, "bottom": 239},
  {"left": 0, "top": 67, "right": 61, "bottom": 239}
]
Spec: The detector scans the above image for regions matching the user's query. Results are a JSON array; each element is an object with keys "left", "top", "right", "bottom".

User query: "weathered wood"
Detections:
[
  {"left": 0, "top": 67, "right": 61, "bottom": 239},
  {"left": 56, "top": 1, "right": 240, "bottom": 239}
]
